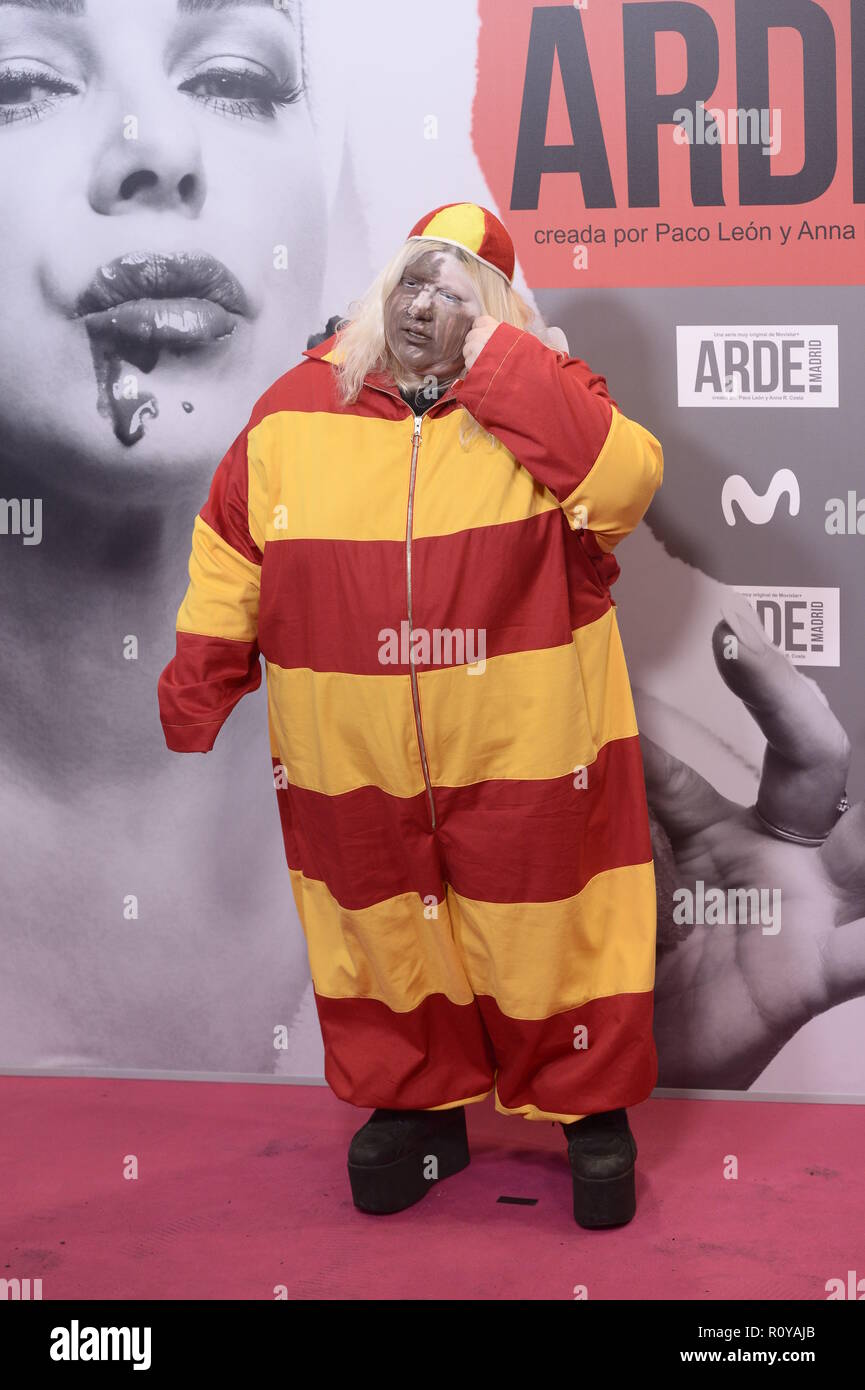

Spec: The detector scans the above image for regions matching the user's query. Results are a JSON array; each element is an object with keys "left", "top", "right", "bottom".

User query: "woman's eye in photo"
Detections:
[
  {"left": 179, "top": 63, "right": 304, "bottom": 121},
  {"left": 0, "top": 65, "right": 79, "bottom": 125}
]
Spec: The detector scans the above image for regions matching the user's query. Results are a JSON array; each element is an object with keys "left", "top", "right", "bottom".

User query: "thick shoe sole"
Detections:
[
  {"left": 348, "top": 1124, "right": 470, "bottom": 1215},
  {"left": 572, "top": 1163, "right": 636, "bottom": 1229}
]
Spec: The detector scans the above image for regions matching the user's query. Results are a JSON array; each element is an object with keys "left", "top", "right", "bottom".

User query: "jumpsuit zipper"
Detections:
[
  {"left": 405, "top": 413, "right": 437, "bottom": 830},
  {"left": 362, "top": 379, "right": 453, "bottom": 834}
]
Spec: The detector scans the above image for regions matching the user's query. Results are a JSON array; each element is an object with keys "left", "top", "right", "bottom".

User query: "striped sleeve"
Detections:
[
  {"left": 454, "top": 322, "right": 664, "bottom": 552},
  {"left": 157, "top": 412, "right": 267, "bottom": 753}
]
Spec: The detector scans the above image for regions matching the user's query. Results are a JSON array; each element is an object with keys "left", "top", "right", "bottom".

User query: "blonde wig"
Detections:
[{"left": 331, "top": 239, "right": 538, "bottom": 450}]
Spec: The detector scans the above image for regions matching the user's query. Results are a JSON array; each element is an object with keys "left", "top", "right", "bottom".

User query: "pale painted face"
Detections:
[{"left": 383, "top": 248, "right": 484, "bottom": 383}]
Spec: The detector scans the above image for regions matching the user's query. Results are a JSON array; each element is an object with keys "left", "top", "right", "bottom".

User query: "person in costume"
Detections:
[{"left": 158, "top": 202, "right": 664, "bottom": 1227}]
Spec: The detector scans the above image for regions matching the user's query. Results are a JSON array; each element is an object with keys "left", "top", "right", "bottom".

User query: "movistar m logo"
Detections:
[{"left": 722, "top": 469, "right": 800, "bottom": 525}]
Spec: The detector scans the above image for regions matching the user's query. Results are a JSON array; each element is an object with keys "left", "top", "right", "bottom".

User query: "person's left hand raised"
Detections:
[{"left": 462, "top": 315, "right": 500, "bottom": 373}]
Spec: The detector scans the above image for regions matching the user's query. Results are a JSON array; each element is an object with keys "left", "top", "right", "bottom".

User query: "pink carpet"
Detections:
[{"left": 1, "top": 1077, "right": 860, "bottom": 1300}]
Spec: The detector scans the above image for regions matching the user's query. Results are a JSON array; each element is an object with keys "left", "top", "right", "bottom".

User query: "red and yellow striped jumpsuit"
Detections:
[{"left": 158, "top": 322, "right": 663, "bottom": 1123}]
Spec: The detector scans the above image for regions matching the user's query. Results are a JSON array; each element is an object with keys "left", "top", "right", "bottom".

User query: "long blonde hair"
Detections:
[{"left": 331, "top": 239, "right": 537, "bottom": 450}]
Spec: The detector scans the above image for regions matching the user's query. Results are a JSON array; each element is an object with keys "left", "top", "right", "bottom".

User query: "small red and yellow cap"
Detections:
[{"left": 406, "top": 202, "right": 515, "bottom": 285}]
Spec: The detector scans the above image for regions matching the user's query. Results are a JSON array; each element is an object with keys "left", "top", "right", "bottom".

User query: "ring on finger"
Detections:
[{"left": 754, "top": 792, "right": 850, "bottom": 846}]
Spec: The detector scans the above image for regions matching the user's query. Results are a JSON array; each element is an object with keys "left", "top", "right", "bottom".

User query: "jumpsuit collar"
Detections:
[{"left": 302, "top": 333, "right": 464, "bottom": 414}]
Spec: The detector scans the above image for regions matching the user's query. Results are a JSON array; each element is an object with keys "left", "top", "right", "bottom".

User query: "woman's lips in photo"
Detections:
[
  {"left": 81, "top": 298, "right": 238, "bottom": 345},
  {"left": 403, "top": 325, "right": 431, "bottom": 343},
  {"left": 74, "top": 250, "right": 250, "bottom": 348}
]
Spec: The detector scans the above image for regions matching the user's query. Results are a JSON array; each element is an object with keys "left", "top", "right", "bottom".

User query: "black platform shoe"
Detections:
[
  {"left": 561, "top": 1108, "right": 638, "bottom": 1229},
  {"left": 347, "top": 1106, "right": 470, "bottom": 1214}
]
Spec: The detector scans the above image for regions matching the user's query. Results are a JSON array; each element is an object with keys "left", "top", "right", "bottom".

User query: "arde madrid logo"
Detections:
[
  {"left": 677, "top": 326, "right": 839, "bottom": 407},
  {"left": 732, "top": 588, "right": 840, "bottom": 667}
]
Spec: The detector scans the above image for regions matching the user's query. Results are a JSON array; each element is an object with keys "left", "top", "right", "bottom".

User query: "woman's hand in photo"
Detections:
[
  {"left": 306, "top": 315, "right": 348, "bottom": 350},
  {"left": 646, "top": 599, "right": 864, "bottom": 1090}
]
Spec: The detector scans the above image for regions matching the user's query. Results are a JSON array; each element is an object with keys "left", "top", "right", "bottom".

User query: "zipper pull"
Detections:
[{"left": 414, "top": 414, "right": 422, "bottom": 436}]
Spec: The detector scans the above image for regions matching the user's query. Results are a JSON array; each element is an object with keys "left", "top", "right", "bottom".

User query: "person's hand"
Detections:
[
  {"left": 543, "top": 325, "right": 570, "bottom": 355},
  {"left": 646, "top": 593, "right": 863, "bottom": 1089},
  {"left": 462, "top": 315, "right": 500, "bottom": 373}
]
